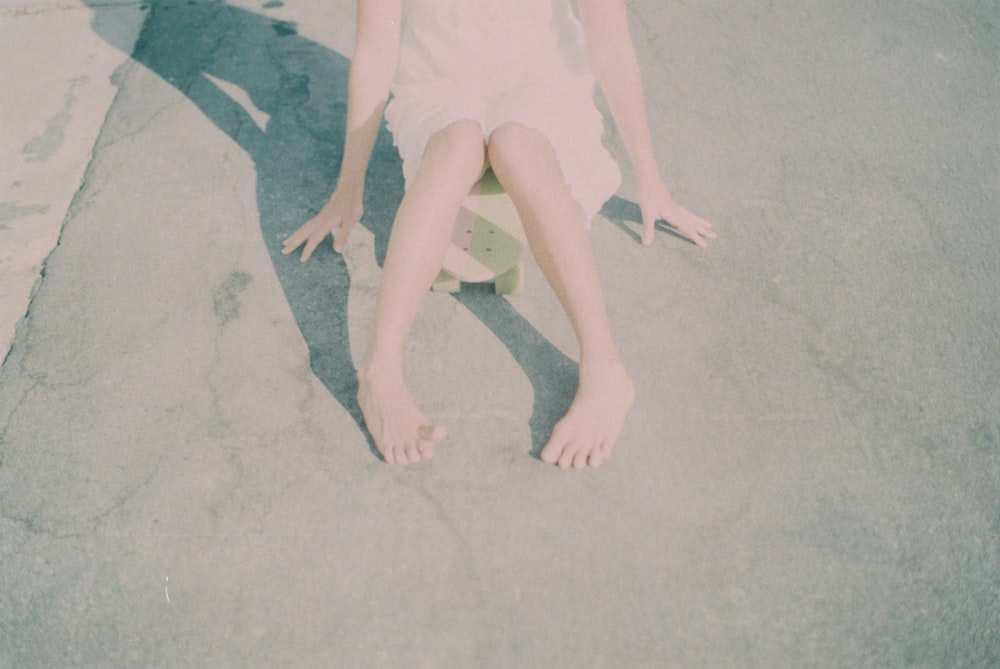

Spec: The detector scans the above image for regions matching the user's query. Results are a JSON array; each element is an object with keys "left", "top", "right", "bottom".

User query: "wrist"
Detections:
[
  {"left": 635, "top": 163, "right": 664, "bottom": 191},
  {"left": 335, "top": 173, "right": 366, "bottom": 196},
  {"left": 637, "top": 174, "right": 672, "bottom": 201}
]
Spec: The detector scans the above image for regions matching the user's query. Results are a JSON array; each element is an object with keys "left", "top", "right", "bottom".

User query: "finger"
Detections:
[
  {"left": 641, "top": 214, "right": 656, "bottom": 246},
  {"left": 284, "top": 220, "right": 324, "bottom": 256},
  {"left": 300, "top": 235, "right": 323, "bottom": 263},
  {"left": 667, "top": 217, "right": 709, "bottom": 248},
  {"left": 692, "top": 225, "right": 717, "bottom": 247},
  {"left": 679, "top": 213, "right": 716, "bottom": 246},
  {"left": 281, "top": 229, "right": 307, "bottom": 255}
]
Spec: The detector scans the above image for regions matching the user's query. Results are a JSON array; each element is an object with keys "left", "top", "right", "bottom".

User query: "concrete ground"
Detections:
[{"left": 1, "top": 0, "right": 998, "bottom": 666}]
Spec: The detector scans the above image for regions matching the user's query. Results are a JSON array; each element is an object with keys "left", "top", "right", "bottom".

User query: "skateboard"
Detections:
[{"left": 432, "top": 168, "right": 527, "bottom": 294}]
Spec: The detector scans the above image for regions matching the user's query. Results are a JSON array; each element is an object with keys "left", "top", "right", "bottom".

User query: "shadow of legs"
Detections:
[
  {"left": 89, "top": 0, "right": 579, "bottom": 459},
  {"left": 455, "top": 291, "right": 578, "bottom": 457}
]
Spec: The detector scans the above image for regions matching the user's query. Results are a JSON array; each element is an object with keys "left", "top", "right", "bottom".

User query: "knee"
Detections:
[
  {"left": 487, "top": 123, "right": 567, "bottom": 205},
  {"left": 486, "top": 122, "right": 552, "bottom": 174},
  {"left": 423, "top": 120, "right": 487, "bottom": 180}
]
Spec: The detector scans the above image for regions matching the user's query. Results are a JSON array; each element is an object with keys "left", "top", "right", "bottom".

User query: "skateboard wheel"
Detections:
[
  {"left": 432, "top": 270, "right": 461, "bottom": 293},
  {"left": 494, "top": 264, "right": 523, "bottom": 295}
]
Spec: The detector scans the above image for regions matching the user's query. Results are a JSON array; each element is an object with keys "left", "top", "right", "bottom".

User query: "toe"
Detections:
[
  {"left": 417, "top": 439, "right": 438, "bottom": 462},
  {"left": 417, "top": 441, "right": 435, "bottom": 460},
  {"left": 403, "top": 441, "right": 421, "bottom": 464},
  {"left": 572, "top": 446, "right": 591, "bottom": 469},
  {"left": 541, "top": 425, "right": 570, "bottom": 464},
  {"left": 418, "top": 424, "right": 448, "bottom": 446},
  {"left": 589, "top": 441, "right": 609, "bottom": 468},
  {"left": 557, "top": 441, "right": 580, "bottom": 469},
  {"left": 391, "top": 443, "right": 412, "bottom": 465},
  {"left": 600, "top": 438, "right": 616, "bottom": 459}
]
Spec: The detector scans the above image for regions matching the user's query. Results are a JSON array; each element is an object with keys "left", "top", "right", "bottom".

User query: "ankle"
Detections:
[
  {"left": 578, "top": 349, "right": 626, "bottom": 376},
  {"left": 578, "top": 355, "right": 633, "bottom": 394},
  {"left": 359, "top": 354, "right": 404, "bottom": 384}
]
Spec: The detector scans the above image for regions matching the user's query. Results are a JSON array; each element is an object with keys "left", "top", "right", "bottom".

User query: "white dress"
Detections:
[{"left": 383, "top": 0, "right": 621, "bottom": 222}]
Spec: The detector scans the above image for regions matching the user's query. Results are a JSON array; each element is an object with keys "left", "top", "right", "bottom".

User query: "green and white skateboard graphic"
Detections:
[{"left": 432, "top": 168, "right": 527, "bottom": 294}]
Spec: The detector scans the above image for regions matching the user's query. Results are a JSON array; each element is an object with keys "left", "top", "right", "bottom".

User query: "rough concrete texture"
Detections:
[
  {"left": 1, "top": 0, "right": 998, "bottom": 666},
  {"left": 0, "top": 0, "right": 146, "bottom": 358}
]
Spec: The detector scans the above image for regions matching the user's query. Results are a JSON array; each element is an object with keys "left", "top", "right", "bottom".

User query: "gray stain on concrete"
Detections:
[
  {"left": 21, "top": 110, "right": 71, "bottom": 163},
  {"left": 0, "top": 202, "right": 50, "bottom": 227},
  {"left": 21, "top": 77, "right": 88, "bottom": 163},
  {"left": 212, "top": 270, "right": 252, "bottom": 325}
]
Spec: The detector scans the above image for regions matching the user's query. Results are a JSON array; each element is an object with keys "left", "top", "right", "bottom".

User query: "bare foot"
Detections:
[
  {"left": 358, "top": 365, "right": 447, "bottom": 465},
  {"left": 540, "top": 361, "right": 636, "bottom": 469}
]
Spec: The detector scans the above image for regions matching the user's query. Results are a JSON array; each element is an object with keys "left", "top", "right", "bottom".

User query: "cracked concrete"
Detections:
[
  {"left": 0, "top": 0, "right": 147, "bottom": 361},
  {"left": 1, "top": 0, "right": 999, "bottom": 666}
]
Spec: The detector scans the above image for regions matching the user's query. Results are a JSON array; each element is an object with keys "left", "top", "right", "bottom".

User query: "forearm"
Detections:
[
  {"left": 579, "top": 0, "right": 663, "bottom": 189},
  {"left": 336, "top": 71, "right": 390, "bottom": 193},
  {"left": 336, "top": 0, "right": 401, "bottom": 192}
]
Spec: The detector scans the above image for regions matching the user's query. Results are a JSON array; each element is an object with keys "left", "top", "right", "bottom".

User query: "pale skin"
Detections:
[{"left": 283, "top": 0, "right": 716, "bottom": 467}]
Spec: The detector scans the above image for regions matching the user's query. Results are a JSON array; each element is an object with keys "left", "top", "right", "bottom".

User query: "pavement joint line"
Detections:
[{"left": 1, "top": 2, "right": 152, "bottom": 364}]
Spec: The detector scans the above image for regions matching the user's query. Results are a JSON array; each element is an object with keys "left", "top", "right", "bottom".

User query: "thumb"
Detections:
[
  {"left": 332, "top": 219, "right": 356, "bottom": 253},
  {"left": 641, "top": 210, "right": 657, "bottom": 246}
]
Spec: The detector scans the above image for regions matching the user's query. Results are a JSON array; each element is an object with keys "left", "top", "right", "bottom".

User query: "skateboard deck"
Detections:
[{"left": 432, "top": 168, "right": 527, "bottom": 294}]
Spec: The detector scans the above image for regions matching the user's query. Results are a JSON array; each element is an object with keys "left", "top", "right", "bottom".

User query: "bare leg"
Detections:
[
  {"left": 360, "top": 120, "right": 486, "bottom": 464},
  {"left": 487, "top": 122, "right": 635, "bottom": 469}
]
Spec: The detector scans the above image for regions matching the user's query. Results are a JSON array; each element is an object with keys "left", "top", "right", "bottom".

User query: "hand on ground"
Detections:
[
  {"left": 282, "top": 189, "right": 363, "bottom": 262},
  {"left": 639, "top": 181, "right": 717, "bottom": 248}
]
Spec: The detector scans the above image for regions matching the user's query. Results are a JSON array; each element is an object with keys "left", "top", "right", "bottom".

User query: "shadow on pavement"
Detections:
[{"left": 82, "top": 0, "right": 593, "bottom": 458}]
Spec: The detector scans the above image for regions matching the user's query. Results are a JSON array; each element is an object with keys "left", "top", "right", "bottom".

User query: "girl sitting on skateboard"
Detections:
[{"left": 282, "top": 0, "right": 716, "bottom": 467}]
